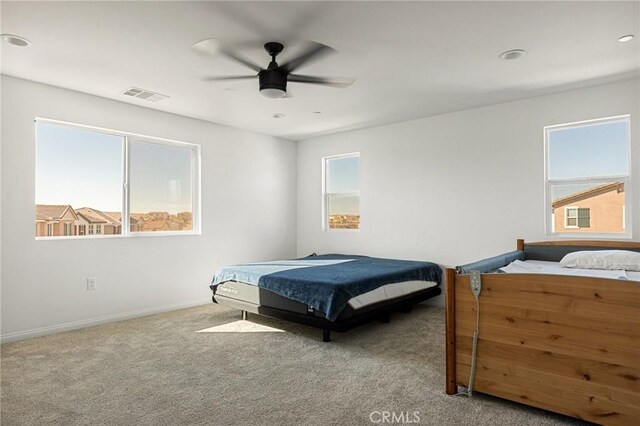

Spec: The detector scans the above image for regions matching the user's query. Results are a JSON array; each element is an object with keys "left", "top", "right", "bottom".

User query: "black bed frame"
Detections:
[{"left": 214, "top": 286, "right": 441, "bottom": 342}]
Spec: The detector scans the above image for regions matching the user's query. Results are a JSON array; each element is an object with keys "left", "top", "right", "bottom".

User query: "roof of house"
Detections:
[
  {"left": 76, "top": 208, "right": 120, "bottom": 225},
  {"left": 141, "top": 220, "right": 183, "bottom": 231},
  {"left": 104, "top": 212, "right": 145, "bottom": 223},
  {"left": 103, "top": 212, "right": 121, "bottom": 221},
  {"left": 35, "top": 205, "right": 78, "bottom": 221},
  {"left": 552, "top": 182, "right": 624, "bottom": 208}
]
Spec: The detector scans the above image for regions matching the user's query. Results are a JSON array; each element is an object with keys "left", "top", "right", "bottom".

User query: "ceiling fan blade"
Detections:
[
  {"left": 288, "top": 74, "right": 355, "bottom": 89},
  {"left": 279, "top": 41, "right": 336, "bottom": 73},
  {"left": 202, "top": 75, "right": 257, "bottom": 82},
  {"left": 192, "top": 38, "right": 263, "bottom": 73}
]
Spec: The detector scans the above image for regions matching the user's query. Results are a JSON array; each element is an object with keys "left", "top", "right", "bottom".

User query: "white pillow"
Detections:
[{"left": 560, "top": 250, "right": 640, "bottom": 271}]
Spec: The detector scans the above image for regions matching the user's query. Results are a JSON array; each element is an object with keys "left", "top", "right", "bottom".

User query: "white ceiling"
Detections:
[{"left": 2, "top": 1, "right": 639, "bottom": 140}]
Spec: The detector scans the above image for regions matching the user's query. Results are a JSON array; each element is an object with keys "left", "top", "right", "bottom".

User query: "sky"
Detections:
[
  {"left": 130, "top": 140, "right": 192, "bottom": 214},
  {"left": 548, "top": 119, "right": 628, "bottom": 198},
  {"left": 36, "top": 122, "right": 192, "bottom": 214}
]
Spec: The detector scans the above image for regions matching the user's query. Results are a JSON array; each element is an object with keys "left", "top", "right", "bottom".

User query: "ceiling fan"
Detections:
[{"left": 193, "top": 39, "right": 355, "bottom": 98}]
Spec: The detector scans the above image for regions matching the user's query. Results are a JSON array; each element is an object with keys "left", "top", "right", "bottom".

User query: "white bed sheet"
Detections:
[
  {"left": 348, "top": 280, "right": 438, "bottom": 309},
  {"left": 500, "top": 260, "right": 640, "bottom": 281}
]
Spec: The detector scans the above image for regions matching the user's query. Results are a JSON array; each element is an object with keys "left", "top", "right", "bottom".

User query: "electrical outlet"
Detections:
[{"left": 87, "top": 277, "right": 97, "bottom": 291}]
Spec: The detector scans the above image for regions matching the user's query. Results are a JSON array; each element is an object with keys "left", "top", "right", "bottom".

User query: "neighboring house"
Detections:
[
  {"left": 128, "top": 213, "right": 146, "bottom": 232},
  {"left": 76, "top": 208, "right": 122, "bottom": 235},
  {"left": 105, "top": 212, "right": 145, "bottom": 232},
  {"left": 35, "top": 205, "right": 78, "bottom": 237},
  {"left": 142, "top": 220, "right": 184, "bottom": 232},
  {"left": 35, "top": 206, "right": 187, "bottom": 235},
  {"left": 143, "top": 212, "right": 170, "bottom": 221},
  {"left": 552, "top": 182, "right": 625, "bottom": 233},
  {"left": 130, "top": 216, "right": 145, "bottom": 232}
]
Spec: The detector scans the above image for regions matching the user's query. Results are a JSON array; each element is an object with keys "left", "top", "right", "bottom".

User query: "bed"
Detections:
[
  {"left": 210, "top": 254, "right": 442, "bottom": 341},
  {"left": 446, "top": 239, "right": 640, "bottom": 425}
]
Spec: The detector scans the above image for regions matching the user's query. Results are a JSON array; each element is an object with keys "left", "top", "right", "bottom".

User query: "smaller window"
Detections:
[
  {"left": 565, "top": 207, "right": 590, "bottom": 228},
  {"left": 47, "top": 223, "right": 54, "bottom": 236},
  {"left": 96, "top": 224, "right": 102, "bottom": 235},
  {"left": 323, "top": 153, "right": 360, "bottom": 230},
  {"left": 545, "top": 116, "right": 630, "bottom": 236},
  {"left": 64, "top": 223, "right": 71, "bottom": 236},
  {"left": 88, "top": 224, "right": 94, "bottom": 235},
  {"left": 565, "top": 207, "right": 578, "bottom": 228}
]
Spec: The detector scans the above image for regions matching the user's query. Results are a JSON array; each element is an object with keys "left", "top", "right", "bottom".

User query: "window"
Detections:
[
  {"left": 545, "top": 116, "right": 630, "bottom": 236},
  {"left": 564, "top": 207, "right": 590, "bottom": 228},
  {"left": 323, "top": 153, "right": 360, "bottom": 230},
  {"left": 35, "top": 119, "right": 200, "bottom": 239},
  {"left": 47, "top": 223, "right": 53, "bottom": 236}
]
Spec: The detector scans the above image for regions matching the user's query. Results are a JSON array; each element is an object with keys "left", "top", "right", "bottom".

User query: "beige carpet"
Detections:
[{"left": 1, "top": 304, "right": 588, "bottom": 425}]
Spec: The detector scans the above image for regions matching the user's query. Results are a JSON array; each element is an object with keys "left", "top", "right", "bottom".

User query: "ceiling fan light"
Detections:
[{"left": 261, "top": 88, "right": 286, "bottom": 99}]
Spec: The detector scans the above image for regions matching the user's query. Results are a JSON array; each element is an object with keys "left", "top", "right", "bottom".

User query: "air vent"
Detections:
[{"left": 122, "top": 87, "right": 169, "bottom": 102}]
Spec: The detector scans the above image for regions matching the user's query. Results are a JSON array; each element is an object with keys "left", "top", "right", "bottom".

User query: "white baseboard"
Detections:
[{"left": 1, "top": 298, "right": 212, "bottom": 344}]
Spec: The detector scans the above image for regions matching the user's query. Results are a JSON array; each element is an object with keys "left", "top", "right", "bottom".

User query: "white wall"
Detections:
[
  {"left": 297, "top": 78, "right": 640, "bottom": 304},
  {"left": 1, "top": 76, "right": 297, "bottom": 340}
]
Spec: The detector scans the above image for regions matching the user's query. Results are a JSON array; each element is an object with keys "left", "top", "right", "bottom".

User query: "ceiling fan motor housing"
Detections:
[{"left": 259, "top": 69, "right": 287, "bottom": 92}]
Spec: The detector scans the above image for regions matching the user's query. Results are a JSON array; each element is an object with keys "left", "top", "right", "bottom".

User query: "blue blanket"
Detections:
[{"left": 211, "top": 254, "right": 442, "bottom": 321}]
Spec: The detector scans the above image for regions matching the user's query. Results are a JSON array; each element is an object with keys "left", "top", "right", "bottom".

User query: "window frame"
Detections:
[
  {"left": 35, "top": 118, "right": 202, "bottom": 240},
  {"left": 564, "top": 206, "right": 591, "bottom": 229},
  {"left": 544, "top": 115, "right": 631, "bottom": 239},
  {"left": 322, "top": 152, "right": 361, "bottom": 232},
  {"left": 564, "top": 206, "right": 579, "bottom": 229}
]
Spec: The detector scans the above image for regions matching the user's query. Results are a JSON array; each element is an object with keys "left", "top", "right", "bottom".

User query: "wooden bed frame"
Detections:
[{"left": 445, "top": 239, "right": 640, "bottom": 425}]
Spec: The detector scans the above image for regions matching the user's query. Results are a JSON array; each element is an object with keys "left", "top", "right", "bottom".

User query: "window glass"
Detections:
[
  {"left": 327, "top": 196, "right": 360, "bottom": 230},
  {"left": 546, "top": 116, "right": 629, "bottom": 236},
  {"left": 36, "top": 122, "right": 122, "bottom": 238},
  {"left": 326, "top": 155, "right": 360, "bottom": 193},
  {"left": 324, "top": 154, "right": 360, "bottom": 230},
  {"left": 548, "top": 120, "right": 628, "bottom": 179},
  {"left": 129, "top": 140, "right": 194, "bottom": 232}
]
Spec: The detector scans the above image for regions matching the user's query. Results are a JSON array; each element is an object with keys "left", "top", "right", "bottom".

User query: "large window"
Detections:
[
  {"left": 545, "top": 116, "right": 630, "bottom": 237},
  {"left": 323, "top": 153, "right": 360, "bottom": 230},
  {"left": 35, "top": 119, "right": 200, "bottom": 239}
]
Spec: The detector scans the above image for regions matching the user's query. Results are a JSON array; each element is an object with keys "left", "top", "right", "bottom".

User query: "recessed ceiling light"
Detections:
[
  {"left": 273, "top": 113, "right": 285, "bottom": 119},
  {"left": 498, "top": 49, "right": 527, "bottom": 60},
  {"left": 1, "top": 34, "right": 31, "bottom": 47},
  {"left": 618, "top": 35, "right": 635, "bottom": 43},
  {"left": 313, "top": 111, "right": 322, "bottom": 114}
]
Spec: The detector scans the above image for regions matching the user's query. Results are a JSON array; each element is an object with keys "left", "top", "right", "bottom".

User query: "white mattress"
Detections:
[
  {"left": 500, "top": 260, "right": 640, "bottom": 282},
  {"left": 347, "top": 280, "right": 438, "bottom": 309}
]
